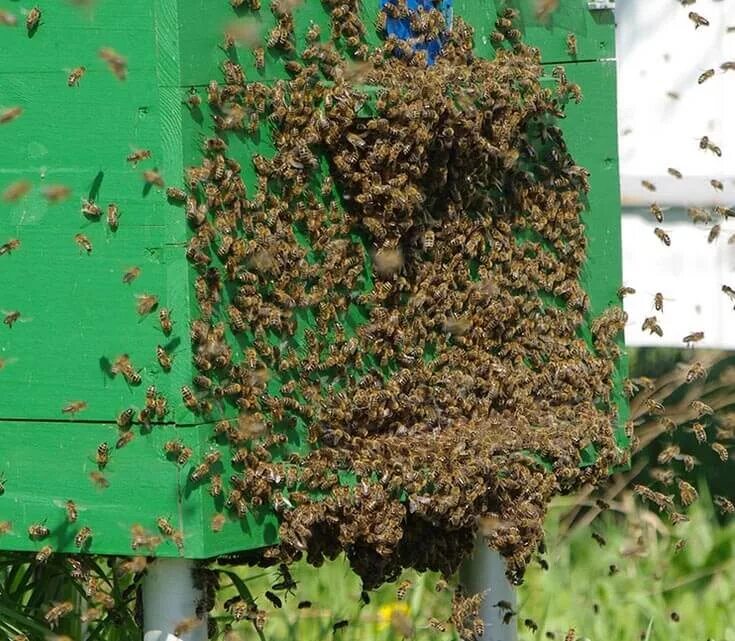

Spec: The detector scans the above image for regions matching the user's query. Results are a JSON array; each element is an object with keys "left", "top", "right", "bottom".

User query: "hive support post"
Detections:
[
  {"left": 460, "top": 539, "right": 518, "bottom": 641},
  {"left": 143, "top": 559, "right": 206, "bottom": 641}
]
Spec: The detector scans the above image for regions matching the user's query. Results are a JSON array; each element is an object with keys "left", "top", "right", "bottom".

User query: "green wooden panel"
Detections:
[{"left": 0, "top": 0, "right": 624, "bottom": 558}]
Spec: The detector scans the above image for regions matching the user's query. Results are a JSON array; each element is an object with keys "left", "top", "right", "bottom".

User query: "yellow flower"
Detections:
[{"left": 377, "top": 602, "right": 410, "bottom": 631}]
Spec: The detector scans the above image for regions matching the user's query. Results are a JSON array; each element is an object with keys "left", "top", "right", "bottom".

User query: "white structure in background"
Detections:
[{"left": 616, "top": 0, "right": 735, "bottom": 348}]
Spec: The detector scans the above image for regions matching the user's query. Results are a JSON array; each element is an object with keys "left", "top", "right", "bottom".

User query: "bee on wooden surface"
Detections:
[
  {"left": 89, "top": 471, "right": 109, "bottom": 489},
  {"left": 641, "top": 179, "right": 656, "bottom": 192},
  {"left": 99, "top": 47, "right": 128, "bottom": 80},
  {"left": 712, "top": 442, "right": 729, "bottom": 462},
  {"left": 2, "top": 179, "right": 32, "bottom": 202},
  {"left": 75, "top": 526, "right": 92, "bottom": 548},
  {"left": 708, "top": 224, "right": 721, "bottom": 243},
  {"left": 107, "top": 203, "right": 119, "bottom": 230},
  {"left": 35, "top": 545, "right": 53, "bottom": 563},
  {"left": 112, "top": 354, "right": 141, "bottom": 385},
  {"left": 253, "top": 47, "right": 265, "bottom": 70},
  {"left": 689, "top": 12, "right": 709, "bottom": 28},
  {"left": 714, "top": 495, "right": 735, "bottom": 514},
  {"left": 127, "top": 149, "right": 151, "bottom": 165},
  {"left": 45, "top": 601, "right": 74, "bottom": 628},
  {"left": 74, "top": 233, "right": 93, "bottom": 253},
  {"left": 67, "top": 66, "right": 86, "bottom": 87},
  {"left": 0, "top": 10, "right": 17, "bottom": 26},
  {"left": 96, "top": 442, "right": 109, "bottom": 469},
  {"left": 115, "top": 409, "right": 134, "bottom": 431},
  {"left": 136, "top": 293, "right": 158, "bottom": 315},
  {"left": 698, "top": 69, "right": 715, "bottom": 84},
  {"left": 649, "top": 203, "right": 664, "bottom": 223},
  {"left": 156, "top": 345, "right": 172, "bottom": 371},
  {"left": 62, "top": 401, "right": 88, "bottom": 416},
  {"left": 143, "top": 169, "right": 165, "bottom": 188},
  {"left": 167, "top": 186, "right": 187, "bottom": 203},
  {"left": 28, "top": 522, "right": 50, "bottom": 539},
  {"left": 0, "top": 106, "right": 23, "bottom": 125},
  {"left": 2, "top": 310, "right": 23, "bottom": 328},
  {"left": 682, "top": 331, "right": 704, "bottom": 347},
  {"left": 654, "top": 227, "right": 670, "bottom": 246}
]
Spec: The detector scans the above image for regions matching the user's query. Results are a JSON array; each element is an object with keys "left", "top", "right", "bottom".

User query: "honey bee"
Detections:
[
  {"left": 428, "top": 618, "right": 446, "bottom": 632},
  {"left": 35, "top": 545, "right": 53, "bottom": 563},
  {"left": 3, "top": 310, "right": 22, "bottom": 328},
  {"left": 657, "top": 444, "right": 680, "bottom": 464},
  {"left": 99, "top": 47, "right": 128, "bottom": 80},
  {"left": 1, "top": 179, "right": 31, "bottom": 202},
  {"left": 122, "top": 266, "right": 141, "bottom": 284},
  {"left": 698, "top": 69, "right": 715, "bottom": 84},
  {"left": 685, "top": 361, "right": 706, "bottom": 383},
  {"left": 647, "top": 203, "right": 665, "bottom": 224},
  {"left": 0, "top": 238, "right": 21, "bottom": 256},
  {"left": 690, "top": 400, "right": 713, "bottom": 417},
  {"left": 678, "top": 479, "right": 698, "bottom": 506},
  {"left": 700, "top": 135, "right": 722, "bottom": 156},
  {"left": 64, "top": 500, "right": 78, "bottom": 523},
  {"left": 127, "top": 149, "right": 151, "bottom": 165},
  {"left": 708, "top": 224, "right": 721, "bottom": 243},
  {"left": 111, "top": 354, "right": 141, "bottom": 385},
  {"left": 62, "top": 400, "right": 88, "bottom": 415},
  {"left": 74, "top": 233, "right": 93, "bottom": 253},
  {"left": 75, "top": 526, "right": 92, "bottom": 548},
  {"left": 0, "top": 10, "right": 17, "bottom": 26},
  {"left": 617, "top": 286, "right": 635, "bottom": 299},
  {"left": 156, "top": 516, "right": 176, "bottom": 536},
  {"left": 654, "top": 227, "right": 671, "bottom": 246},
  {"left": 166, "top": 186, "right": 187, "bottom": 202},
  {"left": 652, "top": 292, "right": 664, "bottom": 311},
  {"left": 396, "top": 579, "right": 412, "bottom": 600},
  {"left": 722, "top": 61, "right": 735, "bottom": 72},
  {"left": 712, "top": 442, "right": 729, "bottom": 462},
  {"left": 89, "top": 471, "right": 109, "bottom": 489},
  {"left": 641, "top": 180, "right": 656, "bottom": 192},
  {"left": 710, "top": 179, "right": 724, "bottom": 191},
  {"left": 253, "top": 47, "right": 265, "bottom": 70},
  {"left": 210, "top": 474, "right": 222, "bottom": 497},
  {"left": 525, "top": 618, "right": 539, "bottom": 632},
  {"left": 714, "top": 495, "right": 735, "bottom": 514},
  {"left": 136, "top": 293, "right": 159, "bottom": 315},
  {"left": 107, "top": 203, "right": 119, "bottom": 230},
  {"left": 174, "top": 617, "right": 203, "bottom": 637},
  {"left": 0, "top": 521, "right": 12, "bottom": 536},
  {"left": 689, "top": 12, "right": 709, "bottom": 28},
  {"left": 96, "top": 442, "right": 109, "bottom": 469},
  {"left": 143, "top": 169, "right": 165, "bottom": 187},
  {"left": 80, "top": 198, "right": 101, "bottom": 218},
  {"left": 0, "top": 106, "right": 23, "bottom": 125},
  {"left": 682, "top": 331, "right": 704, "bottom": 346},
  {"left": 641, "top": 316, "right": 663, "bottom": 336},
  {"left": 182, "top": 386, "right": 198, "bottom": 410},
  {"left": 67, "top": 66, "right": 86, "bottom": 87},
  {"left": 667, "top": 167, "right": 683, "bottom": 179},
  {"left": 156, "top": 345, "right": 172, "bottom": 371},
  {"left": 42, "top": 184, "right": 72, "bottom": 203},
  {"left": 45, "top": 601, "right": 74, "bottom": 628},
  {"left": 116, "top": 430, "right": 134, "bottom": 449},
  {"left": 155, "top": 395, "right": 167, "bottom": 419},
  {"left": 28, "top": 522, "right": 50, "bottom": 539},
  {"left": 155, "top": 308, "right": 172, "bottom": 336},
  {"left": 227, "top": 305, "right": 246, "bottom": 333}
]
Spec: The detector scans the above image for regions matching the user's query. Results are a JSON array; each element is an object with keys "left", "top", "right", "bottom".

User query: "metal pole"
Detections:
[
  {"left": 143, "top": 559, "right": 207, "bottom": 641},
  {"left": 460, "top": 539, "right": 518, "bottom": 641}
]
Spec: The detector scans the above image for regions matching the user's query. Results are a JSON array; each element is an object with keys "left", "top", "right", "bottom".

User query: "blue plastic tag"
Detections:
[{"left": 380, "top": 0, "right": 453, "bottom": 65}]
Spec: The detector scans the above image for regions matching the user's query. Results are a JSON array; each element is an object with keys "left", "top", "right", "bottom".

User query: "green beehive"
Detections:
[{"left": 0, "top": 0, "right": 625, "bottom": 562}]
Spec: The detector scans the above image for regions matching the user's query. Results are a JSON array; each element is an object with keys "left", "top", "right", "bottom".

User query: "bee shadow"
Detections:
[{"left": 88, "top": 171, "right": 104, "bottom": 202}]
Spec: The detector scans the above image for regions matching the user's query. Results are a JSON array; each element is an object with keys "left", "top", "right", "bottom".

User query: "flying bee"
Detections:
[
  {"left": 0, "top": 106, "right": 23, "bottom": 125},
  {"left": 722, "top": 284, "right": 735, "bottom": 305},
  {"left": 641, "top": 180, "right": 656, "bottom": 192},
  {"left": 654, "top": 292, "right": 665, "bottom": 311},
  {"left": 686, "top": 361, "right": 706, "bottom": 383},
  {"left": 617, "top": 286, "right": 636, "bottom": 299},
  {"left": 116, "top": 430, "right": 134, "bottom": 449},
  {"left": 2, "top": 179, "right": 31, "bottom": 202},
  {"left": 654, "top": 227, "right": 671, "bottom": 246},
  {"left": 96, "top": 442, "right": 109, "bottom": 469},
  {"left": 75, "top": 526, "right": 92, "bottom": 548},
  {"left": 2, "top": 310, "right": 24, "bottom": 328},
  {"left": 649, "top": 203, "right": 664, "bottom": 223},
  {"left": 667, "top": 167, "right": 683, "bottom": 179},
  {"left": 89, "top": 471, "right": 109, "bottom": 489},
  {"left": 99, "top": 47, "right": 128, "bottom": 80},
  {"left": 45, "top": 601, "right": 74, "bottom": 628},
  {"left": 714, "top": 495, "right": 735, "bottom": 514},
  {"left": 74, "top": 233, "right": 92, "bottom": 253},
  {"left": 67, "top": 66, "right": 86, "bottom": 86},
  {"left": 156, "top": 516, "right": 176, "bottom": 536},
  {"left": 41, "top": 184, "right": 71, "bottom": 203},
  {"left": 156, "top": 345, "right": 172, "bottom": 371},
  {"left": 690, "top": 400, "right": 713, "bottom": 417},
  {"left": 122, "top": 266, "right": 141, "bottom": 284},
  {"left": 691, "top": 422, "right": 707, "bottom": 445},
  {"left": 136, "top": 293, "right": 158, "bottom": 315},
  {"left": 107, "top": 203, "right": 119, "bottom": 230},
  {"left": 682, "top": 331, "right": 704, "bottom": 347},
  {"left": 688, "top": 12, "right": 709, "bottom": 28},
  {"left": 698, "top": 69, "right": 715, "bottom": 84},
  {"left": 711, "top": 179, "right": 724, "bottom": 191},
  {"left": 62, "top": 400, "right": 88, "bottom": 415},
  {"left": 28, "top": 522, "right": 50, "bottom": 539},
  {"left": 64, "top": 500, "right": 78, "bottom": 523},
  {"left": 708, "top": 224, "right": 721, "bottom": 243},
  {"left": 36, "top": 545, "right": 53, "bottom": 563},
  {"left": 712, "top": 442, "right": 729, "bottom": 462},
  {"left": 127, "top": 149, "right": 151, "bottom": 165},
  {"left": 143, "top": 169, "right": 165, "bottom": 187},
  {"left": 428, "top": 618, "right": 447, "bottom": 632},
  {"left": 396, "top": 579, "right": 412, "bottom": 600}
]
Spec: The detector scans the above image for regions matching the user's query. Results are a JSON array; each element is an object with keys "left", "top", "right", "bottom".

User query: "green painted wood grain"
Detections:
[{"left": 0, "top": 0, "right": 625, "bottom": 557}]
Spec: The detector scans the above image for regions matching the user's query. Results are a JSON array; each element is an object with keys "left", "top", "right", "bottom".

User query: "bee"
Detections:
[
  {"left": 608, "top": 564, "right": 618, "bottom": 576},
  {"left": 136, "top": 293, "right": 159, "bottom": 315},
  {"left": 0, "top": 107, "right": 23, "bottom": 125},
  {"left": 0, "top": 238, "right": 21, "bottom": 256},
  {"left": 0, "top": 521, "right": 11, "bottom": 536},
  {"left": 0, "top": 473, "right": 4, "bottom": 495},
  {"left": 143, "top": 169, "right": 165, "bottom": 187},
  {"left": 700, "top": 136, "right": 722, "bottom": 156},
  {"left": 107, "top": 203, "right": 119, "bottom": 230},
  {"left": 686, "top": 362, "right": 706, "bottom": 383},
  {"left": 647, "top": 203, "right": 664, "bottom": 223},
  {"left": 722, "top": 61, "right": 735, "bottom": 72},
  {"left": 654, "top": 227, "right": 671, "bottom": 246},
  {"left": 111, "top": 354, "right": 141, "bottom": 385},
  {"left": 178, "top": 447, "right": 193, "bottom": 465},
  {"left": 682, "top": 331, "right": 704, "bottom": 346},
  {"left": 711, "top": 179, "right": 724, "bottom": 191},
  {"left": 116, "top": 408, "right": 134, "bottom": 429},
  {"left": 2, "top": 180, "right": 32, "bottom": 202},
  {"left": 64, "top": 500, "right": 78, "bottom": 523},
  {"left": 35, "top": 545, "right": 53, "bottom": 563},
  {"left": 174, "top": 617, "right": 203, "bottom": 637},
  {"left": 641, "top": 179, "right": 656, "bottom": 192},
  {"left": 89, "top": 471, "right": 109, "bottom": 489},
  {"left": 96, "top": 442, "right": 109, "bottom": 469},
  {"left": 182, "top": 386, "right": 198, "bottom": 410},
  {"left": 127, "top": 149, "right": 151, "bottom": 165},
  {"left": 209, "top": 474, "right": 222, "bottom": 497},
  {"left": 667, "top": 167, "right": 683, "bottom": 179},
  {"left": 81, "top": 198, "right": 102, "bottom": 218},
  {"left": 689, "top": 12, "right": 709, "bottom": 28},
  {"left": 166, "top": 186, "right": 187, "bottom": 202},
  {"left": 99, "top": 47, "right": 128, "bottom": 80},
  {"left": 641, "top": 316, "right": 663, "bottom": 336},
  {"left": 67, "top": 66, "right": 86, "bottom": 86},
  {"left": 155, "top": 395, "right": 167, "bottom": 419},
  {"left": 190, "top": 462, "right": 210, "bottom": 483},
  {"left": 698, "top": 69, "right": 715, "bottom": 84},
  {"left": 617, "top": 286, "right": 635, "bottom": 299},
  {"left": 158, "top": 308, "right": 173, "bottom": 335},
  {"left": 708, "top": 224, "right": 721, "bottom": 243},
  {"left": 3, "top": 310, "right": 22, "bottom": 328},
  {"left": 122, "top": 266, "right": 141, "bottom": 284},
  {"left": 41, "top": 184, "right": 72, "bottom": 203},
  {"left": 253, "top": 47, "right": 265, "bottom": 70},
  {"left": 185, "top": 88, "right": 201, "bottom": 110},
  {"left": 654, "top": 292, "right": 664, "bottom": 311},
  {"left": 428, "top": 618, "right": 446, "bottom": 632},
  {"left": 712, "top": 442, "right": 729, "bottom": 462},
  {"left": 265, "top": 590, "right": 283, "bottom": 608},
  {"left": 45, "top": 601, "right": 74, "bottom": 628},
  {"left": 75, "top": 526, "right": 92, "bottom": 548},
  {"left": 156, "top": 516, "right": 176, "bottom": 536},
  {"left": 658, "top": 444, "right": 680, "bottom": 464},
  {"left": 116, "top": 430, "right": 134, "bottom": 449},
  {"left": 28, "top": 522, "right": 50, "bottom": 539},
  {"left": 714, "top": 495, "right": 735, "bottom": 514},
  {"left": 396, "top": 579, "right": 412, "bottom": 600},
  {"left": 723, "top": 284, "right": 735, "bottom": 304},
  {"left": 678, "top": 479, "right": 698, "bottom": 506},
  {"left": 62, "top": 400, "right": 88, "bottom": 415},
  {"left": 227, "top": 305, "right": 246, "bottom": 333},
  {"left": 156, "top": 345, "right": 172, "bottom": 371},
  {"left": 690, "top": 400, "right": 713, "bottom": 417},
  {"left": 0, "top": 10, "right": 17, "bottom": 26},
  {"left": 74, "top": 233, "right": 93, "bottom": 253}
]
